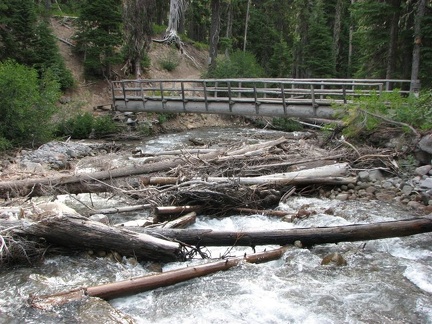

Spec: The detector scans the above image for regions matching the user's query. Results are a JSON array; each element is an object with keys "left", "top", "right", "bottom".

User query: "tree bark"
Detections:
[
  {"left": 29, "top": 246, "right": 289, "bottom": 308},
  {"left": 137, "top": 215, "right": 432, "bottom": 247}
]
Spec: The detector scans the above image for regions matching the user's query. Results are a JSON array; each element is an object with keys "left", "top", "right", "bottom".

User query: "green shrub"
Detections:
[
  {"left": 93, "top": 115, "right": 120, "bottom": 137},
  {"left": 0, "top": 60, "right": 60, "bottom": 149},
  {"left": 272, "top": 118, "right": 303, "bottom": 132},
  {"left": 338, "top": 89, "right": 432, "bottom": 138},
  {"left": 205, "top": 50, "right": 265, "bottom": 79},
  {"left": 153, "top": 24, "right": 167, "bottom": 35},
  {"left": 56, "top": 113, "right": 119, "bottom": 139},
  {"left": 0, "top": 137, "right": 12, "bottom": 151},
  {"left": 159, "top": 49, "right": 180, "bottom": 71},
  {"left": 56, "top": 112, "right": 94, "bottom": 139},
  {"left": 157, "top": 113, "right": 177, "bottom": 124}
]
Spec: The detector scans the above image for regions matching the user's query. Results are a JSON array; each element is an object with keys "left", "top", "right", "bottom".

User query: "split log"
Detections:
[
  {"left": 15, "top": 214, "right": 184, "bottom": 262},
  {"left": 136, "top": 215, "right": 432, "bottom": 247},
  {"left": 29, "top": 245, "right": 289, "bottom": 308}
]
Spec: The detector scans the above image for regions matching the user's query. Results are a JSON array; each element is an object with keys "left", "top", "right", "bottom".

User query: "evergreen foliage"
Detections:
[
  {"left": 74, "top": 0, "right": 123, "bottom": 78},
  {"left": 0, "top": 0, "right": 74, "bottom": 90},
  {"left": 0, "top": 60, "right": 60, "bottom": 150},
  {"left": 303, "top": 0, "right": 335, "bottom": 77},
  {"left": 205, "top": 50, "right": 264, "bottom": 78}
]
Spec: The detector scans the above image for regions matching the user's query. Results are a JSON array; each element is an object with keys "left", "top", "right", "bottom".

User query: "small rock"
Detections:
[
  {"left": 335, "top": 193, "right": 349, "bottom": 201},
  {"left": 20, "top": 161, "right": 45, "bottom": 173},
  {"left": 368, "top": 170, "right": 384, "bottom": 182},
  {"left": 419, "top": 178, "right": 432, "bottom": 189},
  {"left": 381, "top": 180, "right": 394, "bottom": 190},
  {"left": 366, "top": 186, "right": 377, "bottom": 194},
  {"left": 358, "top": 171, "right": 370, "bottom": 182},
  {"left": 401, "top": 185, "right": 414, "bottom": 195},
  {"left": 415, "top": 165, "right": 432, "bottom": 176},
  {"left": 89, "top": 214, "right": 110, "bottom": 225},
  {"left": 418, "top": 134, "right": 432, "bottom": 154},
  {"left": 407, "top": 201, "right": 424, "bottom": 209},
  {"left": 324, "top": 207, "right": 335, "bottom": 215},
  {"left": 375, "top": 192, "right": 394, "bottom": 202},
  {"left": 321, "top": 252, "right": 347, "bottom": 266}
]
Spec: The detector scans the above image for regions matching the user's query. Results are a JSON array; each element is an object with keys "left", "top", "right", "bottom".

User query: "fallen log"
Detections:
[
  {"left": 29, "top": 245, "right": 289, "bottom": 309},
  {"left": 87, "top": 204, "right": 152, "bottom": 215},
  {"left": 136, "top": 216, "right": 432, "bottom": 247},
  {"left": 14, "top": 214, "right": 185, "bottom": 262},
  {"left": 161, "top": 212, "right": 197, "bottom": 229},
  {"left": 233, "top": 207, "right": 291, "bottom": 218}
]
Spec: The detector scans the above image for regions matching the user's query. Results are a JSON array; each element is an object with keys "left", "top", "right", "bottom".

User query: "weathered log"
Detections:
[
  {"left": 136, "top": 216, "right": 432, "bottom": 247},
  {"left": 16, "top": 214, "right": 184, "bottom": 262},
  {"left": 161, "top": 212, "right": 197, "bottom": 229},
  {"left": 139, "top": 174, "right": 357, "bottom": 187},
  {"left": 29, "top": 245, "right": 289, "bottom": 308},
  {"left": 88, "top": 204, "right": 152, "bottom": 215},
  {"left": 233, "top": 207, "right": 291, "bottom": 217}
]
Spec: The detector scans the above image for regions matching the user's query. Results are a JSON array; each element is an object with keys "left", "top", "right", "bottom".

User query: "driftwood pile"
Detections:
[{"left": 1, "top": 133, "right": 430, "bottom": 305}]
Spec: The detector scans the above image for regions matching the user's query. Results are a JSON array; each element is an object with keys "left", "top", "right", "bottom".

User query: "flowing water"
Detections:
[{"left": 1, "top": 128, "right": 432, "bottom": 323}]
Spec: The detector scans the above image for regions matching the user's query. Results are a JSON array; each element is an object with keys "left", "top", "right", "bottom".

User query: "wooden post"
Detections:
[
  {"left": 181, "top": 81, "right": 186, "bottom": 111},
  {"left": 281, "top": 83, "right": 287, "bottom": 115}
]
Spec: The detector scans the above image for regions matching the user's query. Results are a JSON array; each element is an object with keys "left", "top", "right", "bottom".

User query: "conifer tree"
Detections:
[{"left": 74, "top": 0, "right": 123, "bottom": 78}]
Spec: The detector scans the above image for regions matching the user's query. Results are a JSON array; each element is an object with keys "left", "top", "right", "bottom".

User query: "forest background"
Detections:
[{"left": 0, "top": 0, "right": 431, "bottom": 150}]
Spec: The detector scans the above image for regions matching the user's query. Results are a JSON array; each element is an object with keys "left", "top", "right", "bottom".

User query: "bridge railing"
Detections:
[
  {"left": 112, "top": 79, "right": 410, "bottom": 101},
  {"left": 111, "top": 78, "right": 414, "bottom": 115}
]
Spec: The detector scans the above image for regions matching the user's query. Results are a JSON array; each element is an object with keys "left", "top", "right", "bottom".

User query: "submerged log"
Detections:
[
  {"left": 29, "top": 245, "right": 289, "bottom": 308},
  {"left": 137, "top": 216, "right": 432, "bottom": 247},
  {"left": 16, "top": 214, "right": 184, "bottom": 262}
]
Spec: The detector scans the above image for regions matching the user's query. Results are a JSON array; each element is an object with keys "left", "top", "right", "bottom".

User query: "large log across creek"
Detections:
[
  {"left": 137, "top": 215, "right": 432, "bottom": 247},
  {"left": 7, "top": 214, "right": 432, "bottom": 263}
]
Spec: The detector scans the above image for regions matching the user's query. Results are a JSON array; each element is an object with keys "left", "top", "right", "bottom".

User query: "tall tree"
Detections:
[
  {"left": 386, "top": 0, "right": 402, "bottom": 80},
  {"left": 411, "top": 0, "right": 426, "bottom": 92},
  {"left": 74, "top": 0, "right": 123, "bottom": 78},
  {"left": 122, "top": 0, "right": 155, "bottom": 78},
  {"left": 209, "top": 0, "right": 221, "bottom": 70}
]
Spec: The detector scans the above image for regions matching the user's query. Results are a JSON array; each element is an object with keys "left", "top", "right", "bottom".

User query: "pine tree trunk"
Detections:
[
  {"left": 209, "top": 0, "right": 221, "bottom": 70},
  {"left": 386, "top": 0, "right": 402, "bottom": 82},
  {"left": 410, "top": 0, "right": 426, "bottom": 93}
]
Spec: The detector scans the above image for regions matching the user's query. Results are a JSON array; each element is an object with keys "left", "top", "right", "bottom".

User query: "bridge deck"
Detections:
[{"left": 111, "top": 78, "right": 412, "bottom": 119}]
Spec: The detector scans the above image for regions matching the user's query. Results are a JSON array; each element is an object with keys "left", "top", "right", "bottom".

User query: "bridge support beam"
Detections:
[{"left": 113, "top": 100, "right": 338, "bottom": 119}]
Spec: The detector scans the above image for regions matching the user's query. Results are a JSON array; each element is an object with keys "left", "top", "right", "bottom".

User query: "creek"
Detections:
[{"left": 1, "top": 128, "right": 432, "bottom": 323}]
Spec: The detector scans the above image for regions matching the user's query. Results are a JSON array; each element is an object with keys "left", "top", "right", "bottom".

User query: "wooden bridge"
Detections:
[{"left": 111, "top": 78, "right": 414, "bottom": 119}]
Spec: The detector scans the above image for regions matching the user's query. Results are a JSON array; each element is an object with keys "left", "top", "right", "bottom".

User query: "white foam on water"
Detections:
[{"left": 404, "top": 264, "right": 432, "bottom": 294}]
